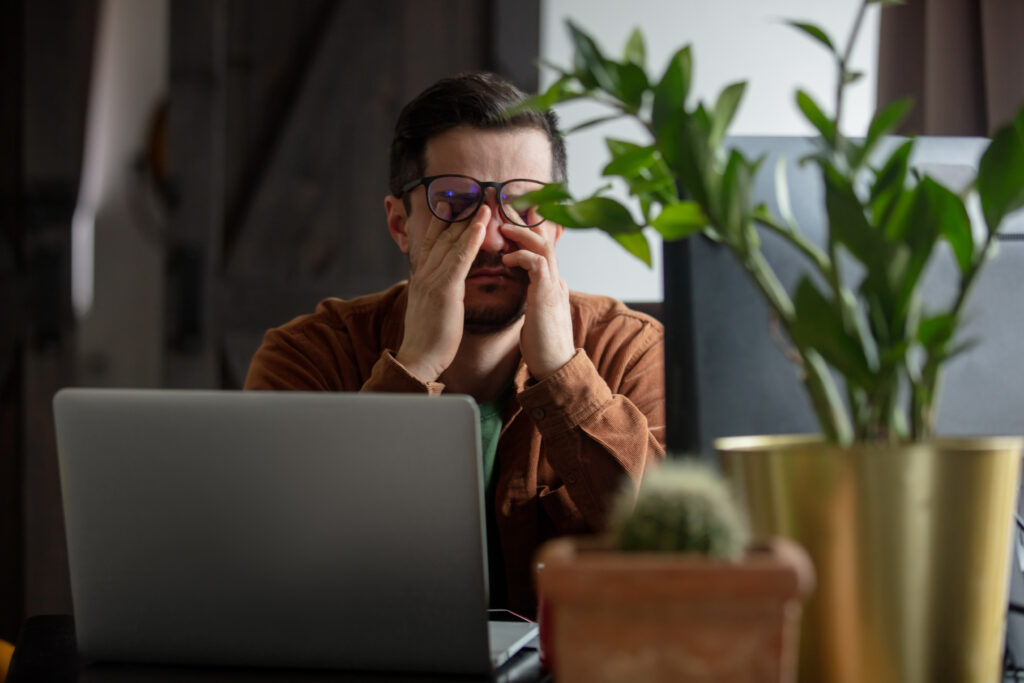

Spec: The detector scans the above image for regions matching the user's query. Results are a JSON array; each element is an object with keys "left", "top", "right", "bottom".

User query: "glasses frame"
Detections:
[{"left": 400, "top": 174, "right": 547, "bottom": 228}]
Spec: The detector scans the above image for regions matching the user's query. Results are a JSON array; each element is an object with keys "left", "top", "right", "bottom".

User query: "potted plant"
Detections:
[
  {"left": 535, "top": 461, "right": 814, "bottom": 683},
  {"left": 518, "top": 1, "right": 1024, "bottom": 681}
]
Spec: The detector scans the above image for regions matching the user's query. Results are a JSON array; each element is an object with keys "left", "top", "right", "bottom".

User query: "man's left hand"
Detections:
[{"left": 500, "top": 215, "right": 575, "bottom": 381}]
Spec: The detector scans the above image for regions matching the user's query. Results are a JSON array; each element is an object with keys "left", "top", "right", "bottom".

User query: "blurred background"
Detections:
[{"left": 2, "top": 0, "right": 1021, "bottom": 644}]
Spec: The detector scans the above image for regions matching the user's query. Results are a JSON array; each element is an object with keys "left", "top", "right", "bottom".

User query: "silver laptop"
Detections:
[{"left": 53, "top": 389, "right": 537, "bottom": 675}]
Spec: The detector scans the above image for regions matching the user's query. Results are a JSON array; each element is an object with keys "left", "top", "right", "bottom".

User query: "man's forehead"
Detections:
[{"left": 422, "top": 125, "right": 554, "bottom": 181}]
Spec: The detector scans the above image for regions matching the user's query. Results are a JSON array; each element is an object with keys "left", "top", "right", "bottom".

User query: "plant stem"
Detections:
[
  {"left": 834, "top": 0, "right": 869, "bottom": 141},
  {"left": 753, "top": 213, "right": 833, "bottom": 279},
  {"left": 737, "top": 246, "right": 852, "bottom": 444},
  {"left": 912, "top": 231, "right": 999, "bottom": 438},
  {"left": 829, "top": 0, "right": 876, "bottom": 441},
  {"left": 804, "top": 352, "right": 854, "bottom": 444}
]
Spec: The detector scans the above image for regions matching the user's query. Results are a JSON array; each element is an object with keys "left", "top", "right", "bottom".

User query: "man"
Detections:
[{"left": 245, "top": 72, "right": 665, "bottom": 617}]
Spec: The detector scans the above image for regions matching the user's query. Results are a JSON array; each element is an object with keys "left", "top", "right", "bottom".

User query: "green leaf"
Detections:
[
  {"left": 774, "top": 158, "right": 799, "bottom": 230},
  {"left": 627, "top": 174, "right": 676, "bottom": 197},
  {"left": 536, "top": 58, "right": 574, "bottom": 78},
  {"left": 790, "top": 277, "right": 873, "bottom": 388},
  {"left": 824, "top": 165, "right": 877, "bottom": 265},
  {"left": 510, "top": 183, "right": 573, "bottom": 211},
  {"left": 652, "top": 46, "right": 692, "bottom": 136},
  {"left": 612, "top": 230, "right": 652, "bottom": 266},
  {"left": 606, "top": 138, "right": 643, "bottom": 156},
  {"left": 560, "top": 196, "right": 640, "bottom": 233},
  {"left": 612, "top": 62, "right": 649, "bottom": 111},
  {"left": 882, "top": 181, "right": 944, "bottom": 323},
  {"left": 920, "top": 177, "right": 973, "bottom": 274},
  {"left": 565, "top": 113, "right": 627, "bottom": 134},
  {"left": 860, "top": 98, "right": 912, "bottom": 164},
  {"left": 507, "top": 74, "right": 585, "bottom": 116},
  {"left": 843, "top": 70, "right": 865, "bottom": 85},
  {"left": 692, "top": 103, "right": 711, "bottom": 136},
  {"left": 719, "top": 150, "right": 754, "bottom": 242},
  {"left": 842, "top": 289, "right": 880, "bottom": 371},
  {"left": 618, "top": 144, "right": 677, "bottom": 202},
  {"left": 656, "top": 110, "right": 711, "bottom": 208},
  {"left": 639, "top": 196, "right": 653, "bottom": 223},
  {"left": 796, "top": 89, "right": 836, "bottom": 142},
  {"left": 917, "top": 313, "right": 956, "bottom": 349},
  {"left": 567, "top": 21, "right": 616, "bottom": 93},
  {"left": 976, "top": 106, "right": 1024, "bottom": 234},
  {"left": 623, "top": 28, "right": 645, "bottom": 68},
  {"left": 710, "top": 81, "right": 747, "bottom": 147},
  {"left": 535, "top": 203, "right": 589, "bottom": 228},
  {"left": 786, "top": 21, "right": 837, "bottom": 54},
  {"left": 651, "top": 201, "right": 707, "bottom": 240},
  {"left": 869, "top": 138, "right": 914, "bottom": 226},
  {"left": 602, "top": 143, "right": 656, "bottom": 178}
]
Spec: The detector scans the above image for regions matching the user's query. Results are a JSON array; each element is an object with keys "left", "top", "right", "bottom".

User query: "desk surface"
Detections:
[{"left": 8, "top": 616, "right": 549, "bottom": 683}]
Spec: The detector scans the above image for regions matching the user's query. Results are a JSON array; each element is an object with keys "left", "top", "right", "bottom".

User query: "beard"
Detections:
[{"left": 463, "top": 252, "right": 528, "bottom": 335}]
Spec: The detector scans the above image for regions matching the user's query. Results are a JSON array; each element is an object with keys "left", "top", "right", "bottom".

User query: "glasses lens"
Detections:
[
  {"left": 426, "top": 176, "right": 481, "bottom": 222},
  {"left": 500, "top": 180, "right": 546, "bottom": 226}
]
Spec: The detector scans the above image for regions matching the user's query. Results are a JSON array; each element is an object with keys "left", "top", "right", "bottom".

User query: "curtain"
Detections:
[{"left": 877, "top": 0, "right": 1024, "bottom": 136}]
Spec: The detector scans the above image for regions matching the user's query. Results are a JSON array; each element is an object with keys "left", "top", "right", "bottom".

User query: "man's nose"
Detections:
[{"left": 477, "top": 190, "right": 508, "bottom": 253}]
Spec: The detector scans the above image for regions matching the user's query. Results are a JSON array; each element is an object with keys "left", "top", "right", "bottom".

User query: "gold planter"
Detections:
[{"left": 717, "top": 435, "right": 1022, "bottom": 683}]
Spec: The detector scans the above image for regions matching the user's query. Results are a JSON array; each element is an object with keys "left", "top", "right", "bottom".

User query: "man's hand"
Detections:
[
  {"left": 500, "top": 212, "right": 575, "bottom": 380},
  {"left": 395, "top": 203, "right": 489, "bottom": 381}
]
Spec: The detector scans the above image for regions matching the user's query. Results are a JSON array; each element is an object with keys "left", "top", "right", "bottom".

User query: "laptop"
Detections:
[{"left": 53, "top": 389, "right": 537, "bottom": 675}]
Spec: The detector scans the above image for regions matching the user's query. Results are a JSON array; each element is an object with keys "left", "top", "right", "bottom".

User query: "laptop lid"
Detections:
[{"left": 54, "top": 388, "right": 529, "bottom": 675}]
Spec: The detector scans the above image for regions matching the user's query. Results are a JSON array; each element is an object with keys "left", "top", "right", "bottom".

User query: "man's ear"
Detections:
[{"left": 384, "top": 195, "right": 410, "bottom": 253}]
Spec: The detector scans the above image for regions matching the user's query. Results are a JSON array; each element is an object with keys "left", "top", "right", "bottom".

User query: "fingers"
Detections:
[
  {"left": 418, "top": 201, "right": 453, "bottom": 256},
  {"left": 499, "top": 223, "right": 559, "bottom": 282},
  {"left": 500, "top": 224, "right": 553, "bottom": 253},
  {"left": 501, "top": 249, "right": 548, "bottom": 280},
  {"left": 417, "top": 203, "right": 491, "bottom": 277},
  {"left": 440, "top": 204, "right": 490, "bottom": 278}
]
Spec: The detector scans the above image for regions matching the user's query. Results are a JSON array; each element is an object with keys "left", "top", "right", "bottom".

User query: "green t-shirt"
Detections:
[{"left": 477, "top": 390, "right": 510, "bottom": 608}]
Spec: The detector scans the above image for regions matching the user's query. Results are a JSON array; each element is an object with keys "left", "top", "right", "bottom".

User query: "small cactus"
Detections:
[{"left": 610, "top": 460, "right": 750, "bottom": 560}]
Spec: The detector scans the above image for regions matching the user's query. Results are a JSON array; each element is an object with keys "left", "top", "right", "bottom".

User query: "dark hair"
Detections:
[{"left": 388, "top": 72, "right": 567, "bottom": 199}]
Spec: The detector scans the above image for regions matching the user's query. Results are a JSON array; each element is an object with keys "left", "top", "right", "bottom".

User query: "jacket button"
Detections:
[
  {"left": 531, "top": 407, "right": 545, "bottom": 421},
  {"left": 566, "top": 471, "right": 578, "bottom": 484}
]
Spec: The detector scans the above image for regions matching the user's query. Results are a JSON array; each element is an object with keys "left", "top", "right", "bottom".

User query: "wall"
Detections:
[
  {"left": 541, "top": 0, "right": 880, "bottom": 301},
  {"left": 74, "top": 0, "right": 168, "bottom": 387}
]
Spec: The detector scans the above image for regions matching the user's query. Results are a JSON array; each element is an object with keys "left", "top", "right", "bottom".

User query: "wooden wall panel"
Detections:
[
  {"left": 222, "top": 0, "right": 334, "bottom": 261},
  {"left": 167, "top": 1, "right": 539, "bottom": 387},
  {"left": 0, "top": 0, "right": 97, "bottom": 639},
  {"left": 164, "top": 0, "right": 227, "bottom": 387},
  {"left": 0, "top": 0, "right": 25, "bottom": 643},
  {"left": 20, "top": 0, "right": 97, "bottom": 623}
]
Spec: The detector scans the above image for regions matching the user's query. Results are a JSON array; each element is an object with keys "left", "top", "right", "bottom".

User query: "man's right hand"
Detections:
[{"left": 395, "top": 202, "right": 490, "bottom": 382}]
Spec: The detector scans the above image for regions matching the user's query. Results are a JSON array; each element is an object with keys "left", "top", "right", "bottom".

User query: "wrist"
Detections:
[
  {"left": 529, "top": 348, "right": 576, "bottom": 382},
  {"left": 394, "top": 348, "right": 442, "bottom": 383}
]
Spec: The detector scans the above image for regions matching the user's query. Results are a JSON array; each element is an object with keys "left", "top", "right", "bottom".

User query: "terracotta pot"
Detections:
[{"left": 535, "top": 536, "right": 814, "bottom": 683}]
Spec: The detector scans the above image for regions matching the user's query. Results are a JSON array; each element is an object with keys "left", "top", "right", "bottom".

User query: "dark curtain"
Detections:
[{"left": 877, "top": 0, "right": 1024, "bottom": 136}]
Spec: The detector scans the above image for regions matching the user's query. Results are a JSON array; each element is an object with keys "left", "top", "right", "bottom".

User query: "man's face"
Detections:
[{"left": 386, "top": 126, "right": 560, "bottom": 334}]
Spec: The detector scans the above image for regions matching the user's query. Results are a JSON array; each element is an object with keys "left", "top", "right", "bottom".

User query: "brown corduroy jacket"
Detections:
[{"left": 244, "top": 282, "right": 666, "bottom": 616}]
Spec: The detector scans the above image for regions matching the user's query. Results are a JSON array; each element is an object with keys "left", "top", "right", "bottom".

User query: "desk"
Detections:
[{"left": 7, "top": 616, "right": 549, "bottom": 683}]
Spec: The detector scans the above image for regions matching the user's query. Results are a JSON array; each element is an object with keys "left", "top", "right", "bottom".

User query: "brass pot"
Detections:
[{"left": 717, "top": 435, "right": 1022, "bottom": 683}]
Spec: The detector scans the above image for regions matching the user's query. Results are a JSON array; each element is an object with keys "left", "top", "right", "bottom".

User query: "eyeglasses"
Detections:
[{"left": 400, "top": 174, "right": 546, "bottom": 227}]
